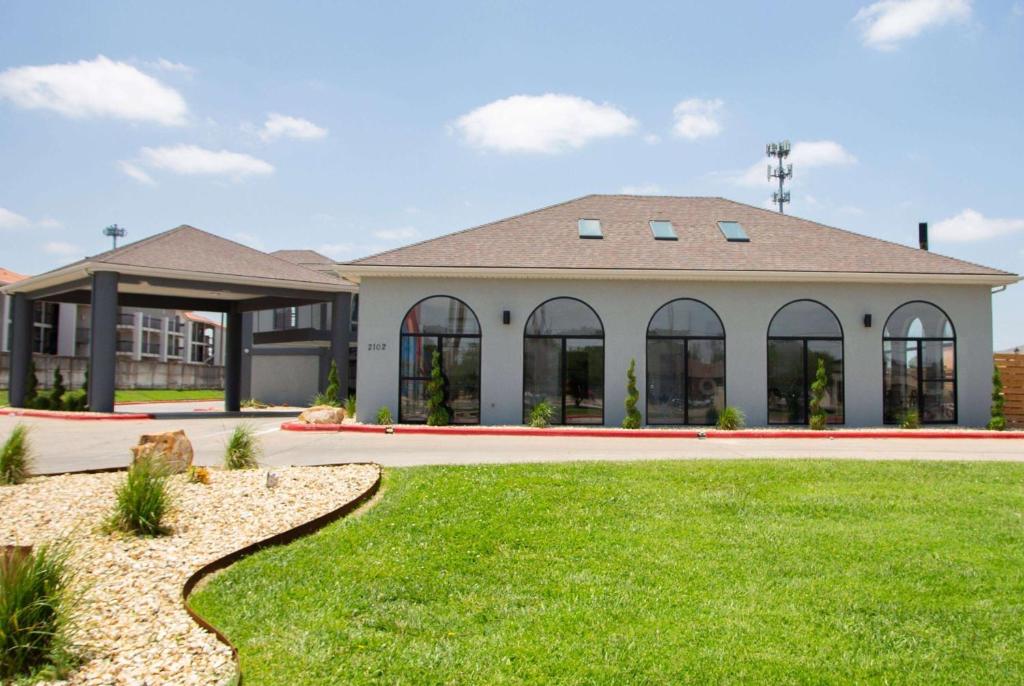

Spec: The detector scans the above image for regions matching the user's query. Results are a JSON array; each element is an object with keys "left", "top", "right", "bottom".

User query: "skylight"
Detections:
[
  {"left": 717, "top": 221, "right": 749, "bottom": 242},
  {"left": 649, "top": 220, "right": 677, "bottom": 240},
  {"left": 578, "top": 218, "right": 603, "bottom": 239}
]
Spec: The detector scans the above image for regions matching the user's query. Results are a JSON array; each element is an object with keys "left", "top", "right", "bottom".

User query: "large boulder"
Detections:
[
  {"left": 130, "top": 430, "right": 194, "bottom": 474},
  {"left": 298, "top": 405, "right": 347, "bottom": 425}
]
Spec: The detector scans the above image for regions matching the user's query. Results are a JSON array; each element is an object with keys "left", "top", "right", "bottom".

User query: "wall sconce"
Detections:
[
  {"left": 502, "top": 310, "right": 511, "bottom": 325},
  {"left": 863, "top": 314, "right": 872, "bottom": 328}
]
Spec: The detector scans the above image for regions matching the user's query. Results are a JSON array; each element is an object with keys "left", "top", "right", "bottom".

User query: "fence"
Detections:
[
  {"left": 994, "top": 353, "right": 1024, "bottom": 429},
  {"left": 0, "top": 353, "right": 224, "bottom": 391}
]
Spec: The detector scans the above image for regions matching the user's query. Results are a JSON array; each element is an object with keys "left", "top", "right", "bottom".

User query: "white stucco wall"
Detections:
[{"left": 354, "top": 277, "right": 994, "bottom": 427}]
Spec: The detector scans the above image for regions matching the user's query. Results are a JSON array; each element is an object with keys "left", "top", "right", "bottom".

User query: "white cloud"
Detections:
[
  {"left": 672, "top": 98, "right": 724, "bottom": 140},
  {"left": 453, "top": 93, "right": 637, "bottom": 154},
  {"left": 43, "top": 241, "right": 81, "bottom": 256},
  {"left": 259, "top": 113, "right": 328, "bottom": 142},
  {"left": 0, "top": 55, "right": 187, "bottom": 125},
  {"left": 36, "top": 217, "right": 63, "bottom": 229},
  {"left": 118, "top": 160, "right": 156, "bottom": 186},
  {"left": 932, "top": 209, "right": 1024, "bottom": 242},
  {"left": 854, "top": 0, "right": 972, "bottom": 50},
  {"left": 643, "top": 133, "right": 661, "bottom": 145},
  {"left": 149, "top": 58, "right": 195, "bottom": 75},
  {"left": 0, "top": 207, "right": 30, "bottom": 229},
  {"left": 139, "top": 144, "right": 274, "bottom": 179},
  {"left": 620, "top": 184, "right": 664, "bottom": 195},
  {"left": 734, "top": 140, "right": 857, "bottom": 186},
  {"left": 372, "top": 226, "right": 418, "bottom": 241},
  {"left": 1014, "top": 1, "right": 1024, "bottom": 17}
]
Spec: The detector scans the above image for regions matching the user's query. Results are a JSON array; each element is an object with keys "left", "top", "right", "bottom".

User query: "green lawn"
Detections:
[
  {"left": 0, "top": 388, "right": 222, "bottom": 406},
  {"left": 190, "top": 461, "right": 1024, "bottom": 685}
]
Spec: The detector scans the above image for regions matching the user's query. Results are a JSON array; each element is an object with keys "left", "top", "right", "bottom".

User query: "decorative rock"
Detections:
[
  {"left": 298, "top": 405, "right": 347, "bottom": 424},
  {"left": 265, "top": 471, "right": 279, "bottom": 489},
  {"left": 131, "top": 430, "right": 194, "bottom": 473}
]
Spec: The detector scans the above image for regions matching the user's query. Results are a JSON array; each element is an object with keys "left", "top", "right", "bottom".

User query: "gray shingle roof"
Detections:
[{"left": 348, "top": 195, "right": 1013, "bottom": 277}]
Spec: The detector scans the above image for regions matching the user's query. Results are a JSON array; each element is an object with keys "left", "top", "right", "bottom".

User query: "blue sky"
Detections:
[{"left": 1, "top": 0, "right": 1022, "bottom": 347}]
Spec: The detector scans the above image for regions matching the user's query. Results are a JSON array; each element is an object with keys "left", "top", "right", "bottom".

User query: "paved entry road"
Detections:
[{"left": 1, "top": 412, "right": 1022, "bottom": 474}]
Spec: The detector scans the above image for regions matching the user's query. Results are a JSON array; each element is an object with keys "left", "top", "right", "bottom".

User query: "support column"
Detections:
[
  {"left": 239, "top": 312, "right": 253, "bottom": 401},
  {"left": 8, "top": 293, "right": 34, "bottom": 407},
  {"left": 88, "top": 272, "right": 119, "bottom": 413},
  {"left": 224, "top": 310, "right": 242, "bottom": 412},
  {"left": 330, "top": 292, "right": 353, "bottom": 398}
]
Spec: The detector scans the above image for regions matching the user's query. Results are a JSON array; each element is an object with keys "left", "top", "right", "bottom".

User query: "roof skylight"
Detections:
[
  {"left": 717, "top": 221, "right": 749, "bottom": 242},
  {"left": 578, "top": 218, "right": 603, "bottom": 239},
  {"left": 649, "top": 220, "right": 677, "bottom": 240}
]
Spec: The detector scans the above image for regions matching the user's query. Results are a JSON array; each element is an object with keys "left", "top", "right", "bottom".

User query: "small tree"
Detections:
[
  {"left": 425, "top": 350, "right": 450, "bottom": 426},
  {"left": 49, "top": 366, "right": 67, "bottom": 411},
  {"left": 622, "top": 358, "right": 642, "bottom": 429},
  {"left": 989, "top": 364, "right": 1006, "bottom": 431},
  {"left": 324, "top": 360, "right": 341, "bottom": 407},
  {"left": 809, "top": 357, "right": 828, "bottom": 430},
  {"left": 24, "top": 360, "right": 40, "bottom": 409}
]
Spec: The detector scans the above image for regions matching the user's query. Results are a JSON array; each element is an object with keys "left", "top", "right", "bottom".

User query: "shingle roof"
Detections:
[
  {"left": 271, "top": 249, "right": 336, "bottom": 270},
  {"left": 79, "top": 226, "right": 342, "bottom": 285},
  {"left": 0, "top": 268, "right": 28, "bottom": 285},
  {"left": 348, "top": 195, "right": 1012, "bottom": 277}
]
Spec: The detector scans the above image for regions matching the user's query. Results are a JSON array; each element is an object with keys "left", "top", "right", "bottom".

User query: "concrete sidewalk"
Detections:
[{"left": 1, "top": 413, "right": 1022, "bottom": 474}]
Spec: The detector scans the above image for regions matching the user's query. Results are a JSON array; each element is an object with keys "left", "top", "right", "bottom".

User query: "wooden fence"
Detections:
[{"left": 994, "top": 353, "right": 1024, "bottom": 429}]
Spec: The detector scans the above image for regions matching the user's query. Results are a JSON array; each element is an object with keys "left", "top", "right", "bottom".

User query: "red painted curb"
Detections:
[
  {"left": 0, "top": 408, "right": 153, "bottom": 421},
  {"left": 279, "top": 422, "right": 1024, "bottom": 440}
]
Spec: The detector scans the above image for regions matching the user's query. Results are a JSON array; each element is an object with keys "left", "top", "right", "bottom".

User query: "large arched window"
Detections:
[
  {"left": 646, "top": 299, "right": 726, "bottom": 425},
  {"left": 767, "top": 300, "right": 845, "bottom": 425},
  {"left": 523, "top": 297, "right": 604, "bottom": 425},
  {"left": 399, "top": 296, "right": 481, "bottom": 424},
  {"left": 883, "top": 301, "right": 956, "bottom": 424}
]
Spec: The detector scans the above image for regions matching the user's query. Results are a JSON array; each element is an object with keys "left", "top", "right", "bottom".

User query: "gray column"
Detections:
[
  {"left": 330, "top": 292, "right": 352, "bottom": 396},
  {"left": 239, "top": 312, "right": 253, "bottom": 401},
  {"left": 88, "top": 271, "right": 119, "bottom": 413},
  {"left": 224, "top": 310, "right": 243, "bottom": 412},
  {"left": 8, "top": 293, "right": 34, "bottom": 407}
]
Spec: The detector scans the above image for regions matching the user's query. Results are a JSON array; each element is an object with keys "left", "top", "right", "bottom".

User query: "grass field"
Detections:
[
  {"left": 190, "top": 461, "right": 1024, "bottom": 685},
  {"left": 0, "top": 388, "right": 222, "bottom": 406}
]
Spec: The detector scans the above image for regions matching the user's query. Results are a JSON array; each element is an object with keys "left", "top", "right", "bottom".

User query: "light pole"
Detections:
[{"left": 766, "top": 141, "right": 792, "bottom": 213}]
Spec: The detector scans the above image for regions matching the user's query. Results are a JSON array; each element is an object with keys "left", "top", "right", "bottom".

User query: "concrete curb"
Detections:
[
  {"left": 279, "top": 421, "right": 1024, "bottom": 440},
  {"left": 0, "top": 408, "right": 153, "bottom": 421}
]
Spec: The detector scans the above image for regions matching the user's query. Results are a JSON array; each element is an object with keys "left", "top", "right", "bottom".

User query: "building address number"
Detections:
[{"left": 367, "top": 342, "right": 387, "bottom": 351}]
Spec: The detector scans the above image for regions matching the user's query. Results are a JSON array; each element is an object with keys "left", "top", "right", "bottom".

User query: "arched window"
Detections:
[
  {"left": 767, "top": 300, "right": 845, "bottom": 425},
  {"left": 523, "top": 298, "right": 604, "bottom": 425},
  {"left": 646, "top": 299, "right": 726, "bottom": 425},
  {"left": 883, "top": 301, "right": 956, "bottom": 424},
  {"left": 399, "top": 296, "right": 481, "bottom": 424}
]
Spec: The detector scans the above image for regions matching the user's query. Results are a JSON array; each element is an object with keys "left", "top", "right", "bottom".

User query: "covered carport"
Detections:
[{"left": 3, "top": 225, "right": 354, "bottom": 412}]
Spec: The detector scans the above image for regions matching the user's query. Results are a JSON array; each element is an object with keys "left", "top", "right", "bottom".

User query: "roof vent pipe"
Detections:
[{"left": 919, "top": 222, "right": 929, "bottom": 251}]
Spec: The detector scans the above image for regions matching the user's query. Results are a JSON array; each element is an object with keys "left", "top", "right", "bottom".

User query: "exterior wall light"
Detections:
[
  {"left": 863, "top": 314, "right": 872, "bottom": 328},
  {"left": 502, "top": 310, "right": 511, "bottom": 325}
]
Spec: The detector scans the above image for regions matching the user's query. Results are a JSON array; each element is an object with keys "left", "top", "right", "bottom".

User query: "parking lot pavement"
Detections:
[{"left": 2, "top": 413, "right": 1022, "bottom": 474}]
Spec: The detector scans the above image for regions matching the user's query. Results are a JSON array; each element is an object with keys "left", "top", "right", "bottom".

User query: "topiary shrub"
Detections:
[
  {"left": 425, "top": 350, "right": 450, "bottom": 426},
  {"left": 376, "top": 406, "right": 393, "bottom": 425},
  {"left": 0, "top": 541, "right": 77, "bottom": 680},
  {"left": 716, "top": 406, "right": 746, "bottom": 431},
  {"left": 622, "top": 358, "right": 642, "bottom": 429},
  {"left": 109, "top": 455, "right": 173, "bottom": 536},
  {"left": 224, "top": 424, "right": 261, "bottom": 470},
  {"left": 48, "top": 367, "right": 67, "bottom": 412},
  {"left": 24, "top": 360, "right": 40, "bottom": 409},
  {"left": 899, "top": 408, "right": 921, "bottom": 430},
  {"left": 989, "top": 364, "right": 1006, "bottom": 431},
  {"left": 0, "top": 425, "right": 33, "bottom": 485},
  {"left": 529, "top": 399, "right": 555, "bottom": 428},
  {"left": 324, "top": 360, "right": 341, "bottom": 407},
  {"left": 809, "top": 357, "right": 828, "bottom": 430},
  {"left": 60, "top": 390, "right": 87, "bottom": 412}
]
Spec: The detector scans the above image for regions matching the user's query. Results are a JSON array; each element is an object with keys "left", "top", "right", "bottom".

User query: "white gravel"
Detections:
[{"left": 0, "top": 463, "right": 380, "bottom": 685}]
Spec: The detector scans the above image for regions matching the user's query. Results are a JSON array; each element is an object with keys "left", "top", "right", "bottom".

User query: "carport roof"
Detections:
[{"left": 3, "top": 225, "right": 353, "bottom": 298}]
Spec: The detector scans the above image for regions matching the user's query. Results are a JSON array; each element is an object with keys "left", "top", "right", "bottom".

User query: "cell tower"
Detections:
[
  {"left": 103, "top": 224, "right": 127, "bottom": 250},
  {"left": 766, "top": 140, "right": 792, "bottom": 213}
]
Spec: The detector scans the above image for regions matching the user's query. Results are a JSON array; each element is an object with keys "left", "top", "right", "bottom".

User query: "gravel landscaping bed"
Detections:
[{"left": 0, "top": 463, "right": 380, "bottom": 685}]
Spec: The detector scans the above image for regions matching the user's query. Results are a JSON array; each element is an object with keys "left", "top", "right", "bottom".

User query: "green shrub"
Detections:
[
  {"left": 61, "top": 390, "right": 87, "bottom": 413},
  {"left": 899, "top": 408, "right": 921, "bottom": 430},
  {"left": 989, "top": 364, "right": 1006, "bottom": 431},
  {"left": 224, "top": 424, "right": 261, "bottom": 470},
  {"left": 1, "top": 424, "right": 33, "bottom": 485},
  {"left": 344, "top": 394, "right": 357, "bottom": 418},
  {"left": 324, "top": 360, "right": 341, "bottom": 407},
  {"left": 716, "top": 406, "right": 746, "bottom": 431},
  {"left": 310, "top": 392, "right": 338, "bottom": 407},
  {"left": 529, "top": 400, "right": 555, "bottom": 428},
  {"left": 48, "top": 367, "right": 67, "bottom": 411},
  {"left": 0, "top": 542, "right": 76, "bottom": 680},
  {"left": 241, "top": 398, "right": 269, "bottom": 409},
  {"left": 110, "top": 456, "right": 172, "bottom": 536},
  {"left": 622, "top": 358, "right": 642, "bottom": 429},
  {"left": 24, "top": 360, "right": 40, "bottom": 408},
  {"left": 426, "top": 350, "right": 450, "bottom": 426},
  {"left": 809, "top": 357, "right": 828, "bottom": 430},
  {"left": 376, "top": 406, "right": 393, "bottom": 425}
]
